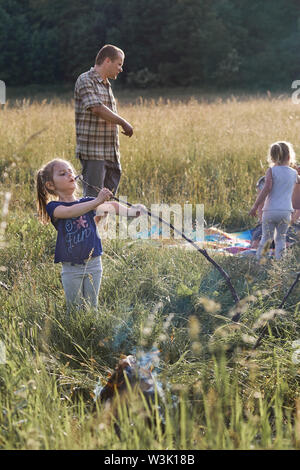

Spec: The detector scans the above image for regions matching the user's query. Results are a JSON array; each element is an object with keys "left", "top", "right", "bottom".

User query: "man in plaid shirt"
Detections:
[{"left": 75, "top": 44, "right": 133, "bottom": 197}]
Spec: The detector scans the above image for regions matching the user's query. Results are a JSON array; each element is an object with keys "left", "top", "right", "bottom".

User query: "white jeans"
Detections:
[
  {"left": 256, "top": 210, "right": 291, "bottom": 260},
  {"left": 61, "top": 256, "right": 102, "bottom": 309}
]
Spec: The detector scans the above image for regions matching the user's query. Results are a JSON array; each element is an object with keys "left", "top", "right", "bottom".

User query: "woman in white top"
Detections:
[{"left": 249, "top": 141, "right": 300, "bottom": 260}]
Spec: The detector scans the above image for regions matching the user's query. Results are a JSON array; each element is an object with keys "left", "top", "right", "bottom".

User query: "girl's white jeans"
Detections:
[
  {"left": 61, "top": 256, "right": 102, "bottom": 309},
  {"left": 256, "top": 210, "right": 291, "bottom": 260}
]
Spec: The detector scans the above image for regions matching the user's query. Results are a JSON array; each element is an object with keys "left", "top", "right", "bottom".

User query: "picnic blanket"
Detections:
[
  {"left": 202, "top": 227, "right": 254, "bottom": 255},
  {"left": 135, "top": 223, "right": 300, "bottom": 256}
]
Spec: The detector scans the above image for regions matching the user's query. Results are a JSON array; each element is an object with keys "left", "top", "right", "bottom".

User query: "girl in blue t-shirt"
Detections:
[{"left": 37, "top": 158, "right": 145, "bottom": 309}]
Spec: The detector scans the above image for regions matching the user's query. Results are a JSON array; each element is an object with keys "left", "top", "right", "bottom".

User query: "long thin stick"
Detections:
[{"left": 75, "top": 175, "right": 240, "bottom": 307}]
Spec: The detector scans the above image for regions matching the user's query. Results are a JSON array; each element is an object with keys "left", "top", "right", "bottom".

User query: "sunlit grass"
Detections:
[
  {"left": 1, "top": 92, "right": 300, "bottom": 449},
  {"left": 2, "top": 93, "right": 300, "bottom": 227}
]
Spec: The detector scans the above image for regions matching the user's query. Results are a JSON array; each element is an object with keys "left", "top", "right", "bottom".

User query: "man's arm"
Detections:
[
  {"left": 91, "top": 104, "right": 133, "bottom": 137},
  {"left": 96, "top": 201, "right": 147, "bottom": 217}
]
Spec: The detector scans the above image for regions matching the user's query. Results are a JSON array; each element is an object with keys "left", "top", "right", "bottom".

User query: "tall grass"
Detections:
[
  {"left": 0, "top": 92, "right": 300, "bottom": 449},
  {"left": 2, "top": 92, "right": 300, "bottom": 227}
]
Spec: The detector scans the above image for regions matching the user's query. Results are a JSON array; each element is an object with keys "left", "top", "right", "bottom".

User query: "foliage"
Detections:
[{"left": 0, "top": 0, "right": 300, "bottom": 88}]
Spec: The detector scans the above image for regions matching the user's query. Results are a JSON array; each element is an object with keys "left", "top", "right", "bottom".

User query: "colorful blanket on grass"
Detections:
[
  {"left": 201, "top": 227, "right": 254, "bottom": 255},
  {"left": 135, "top": 225, "right": 300, "bottom": 256},
  {"left": 135, "top": 225, "right": 254, "bottom": 254},
  {"left": 202, "top": 224, "right": 300, "bottom": 255}
]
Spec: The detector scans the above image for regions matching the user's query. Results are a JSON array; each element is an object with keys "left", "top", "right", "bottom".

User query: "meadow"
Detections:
[{"left": 0, "top": 90, "right": 300, "bottom": 450}]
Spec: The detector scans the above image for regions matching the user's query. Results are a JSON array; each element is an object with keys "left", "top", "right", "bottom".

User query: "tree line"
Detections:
[{"left": 0, "top": 0, "right": 300, "bottom": 89}]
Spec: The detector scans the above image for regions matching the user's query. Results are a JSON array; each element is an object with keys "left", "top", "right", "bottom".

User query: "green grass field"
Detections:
[{"left": 0, "top": 90, "right": 300, "bottom": 449}]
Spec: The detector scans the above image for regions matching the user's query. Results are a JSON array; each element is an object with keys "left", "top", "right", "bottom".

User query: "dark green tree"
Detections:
[{"left": 0, "top": 0, "right": 299, "bottom": 89}]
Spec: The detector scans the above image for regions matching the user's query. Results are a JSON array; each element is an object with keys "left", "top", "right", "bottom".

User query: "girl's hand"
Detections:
[
  {"left": 95, "top": 188, "right": 113, "bottom": 205},
  {"left": 128, "top": 204, "right": 148, "bottom": 217},
  {"left": 249, "top": 206, "right": 257, "bottom": 217}
]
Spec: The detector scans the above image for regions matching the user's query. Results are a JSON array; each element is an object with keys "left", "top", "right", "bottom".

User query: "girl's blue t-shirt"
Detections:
[{"left": 46, "top": 198, "right": 102, "bottom": 264}]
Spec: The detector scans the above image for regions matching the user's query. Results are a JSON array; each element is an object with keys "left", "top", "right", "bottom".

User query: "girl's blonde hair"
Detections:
[
  {"left": 267, "top": 141, "right": 296, "bottom": 166},
  {"left": 36, "top": 159, "right": 76, "bottom": 224}
]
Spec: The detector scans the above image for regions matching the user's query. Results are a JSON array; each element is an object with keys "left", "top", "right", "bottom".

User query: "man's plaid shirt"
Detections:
[{"left": 74, "top": 67, "right": 121, "bottom": 167}]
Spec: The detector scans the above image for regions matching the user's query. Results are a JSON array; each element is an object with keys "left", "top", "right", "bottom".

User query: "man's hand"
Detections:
[{"left": 121, "top": 121, "right": 133, "bottom": 137}]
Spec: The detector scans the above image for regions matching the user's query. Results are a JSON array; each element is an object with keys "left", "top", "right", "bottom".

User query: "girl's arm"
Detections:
[
  {"left": 53, "top": 188, "right": 113, "bottom": 219},
  {"left": 249, "top": 168, "right": 272, "bottom": 217},
  {"left": 96, "top": 201, "right": 147, "bottom": 217}
]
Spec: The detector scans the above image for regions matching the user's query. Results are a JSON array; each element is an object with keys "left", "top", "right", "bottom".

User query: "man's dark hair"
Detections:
[{"left": 95, "top": 44, "right": 124, "bottom": 65}]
